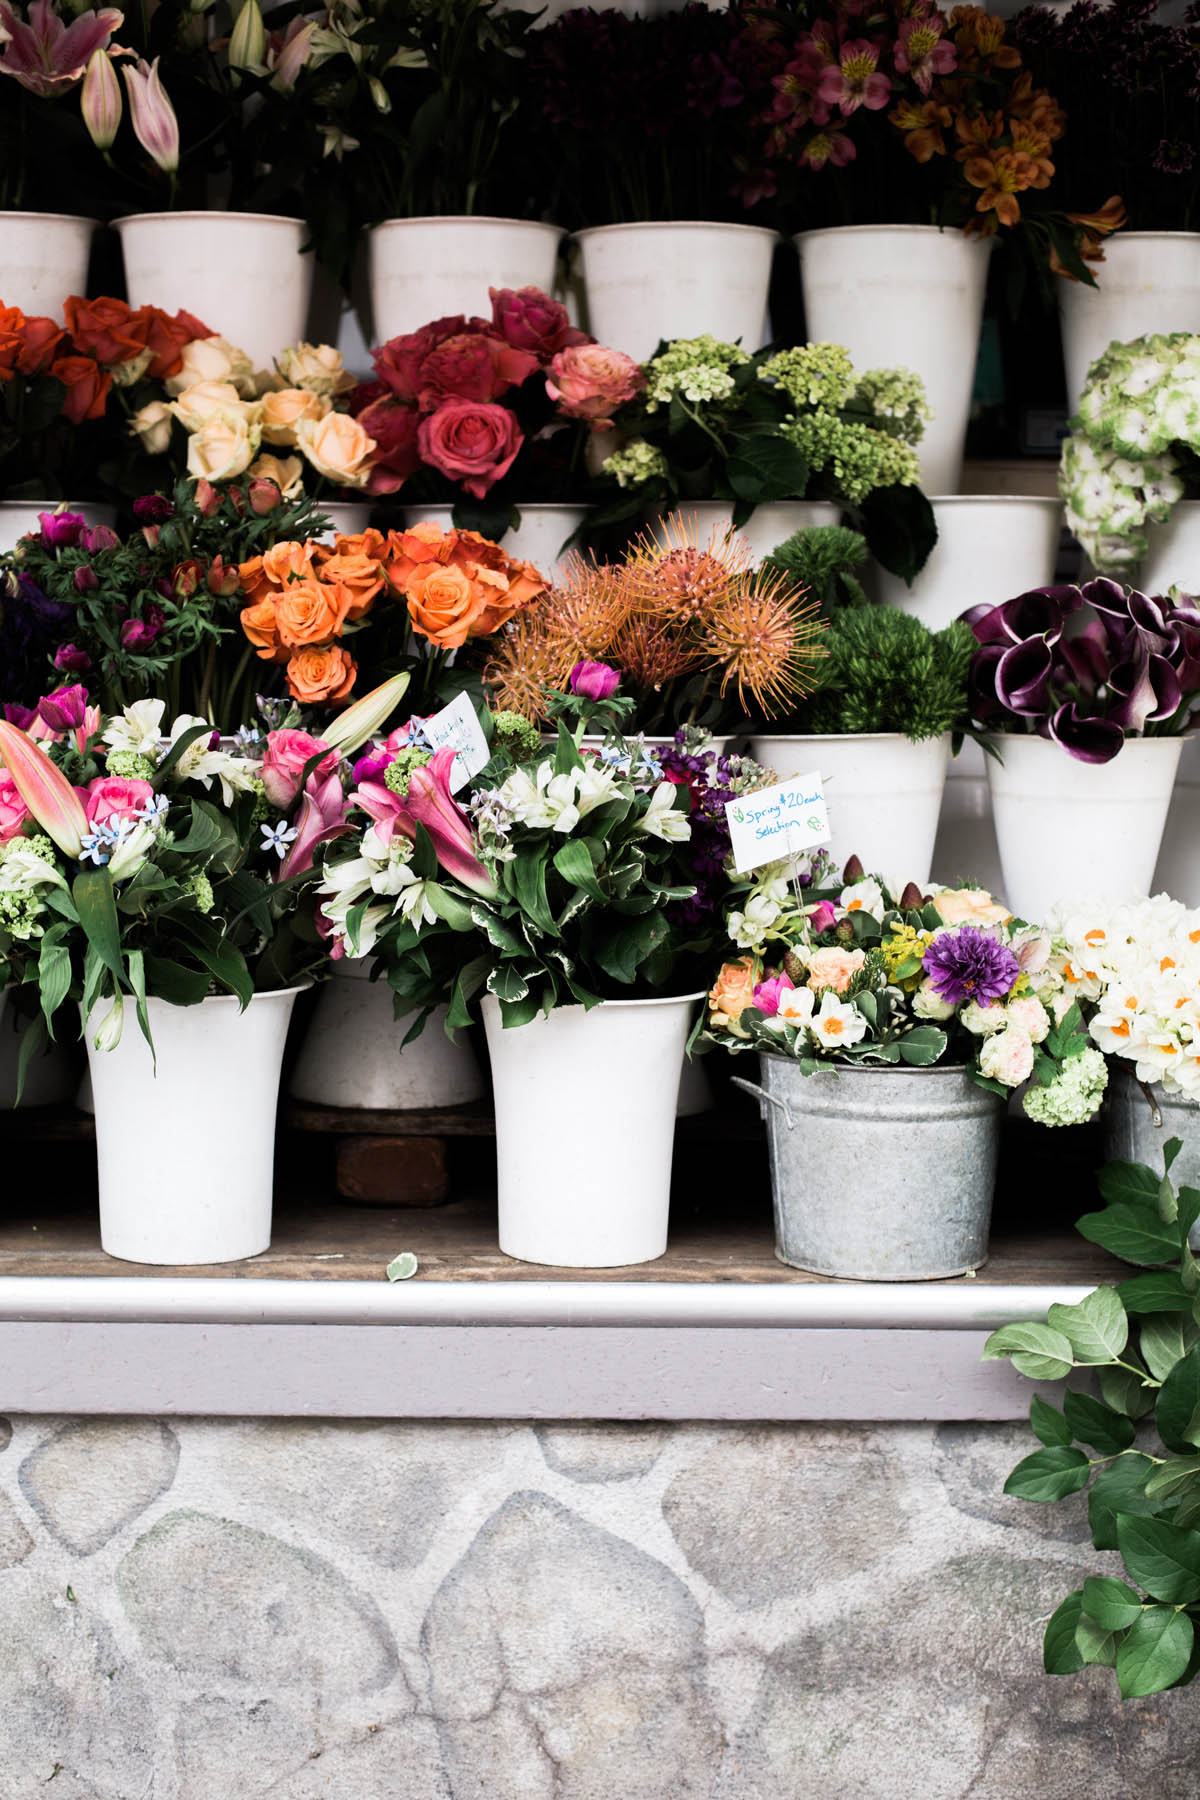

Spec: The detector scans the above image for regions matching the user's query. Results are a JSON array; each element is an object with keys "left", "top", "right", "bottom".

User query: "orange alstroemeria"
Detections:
[
  {"left": 1049, "top": 194, "right": 1127, "bottom": 278},
  {"left": 1008, "top": 119, "right": 1055, "bottom": 189},
  {"left": 891, "top": 97, "right": 953, "bottom": 162},
  {"left": 964, "top": 149, "right": 1040, "bottom": 227},
  {"left": 953, "top": 106, "right": 1004, "bottom": 162}
]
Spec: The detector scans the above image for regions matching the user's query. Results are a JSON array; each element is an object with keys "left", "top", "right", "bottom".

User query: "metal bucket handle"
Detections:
[{"left": 731, "top": 1075, "right": 794, "bottom": 1132}]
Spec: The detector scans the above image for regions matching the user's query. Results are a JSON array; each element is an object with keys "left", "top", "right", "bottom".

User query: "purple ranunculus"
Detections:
[
  {"left": 922, "top": 926, "right": 1020, "bottom": 1008},
  {"left": 36, "top": 683, "right": 89, "bottom": 732},
  {"left": 569, "top": 659, "right": 620, "bottom": 701},
  {"left": 808, "top": 899, "right": 839, "bottom": 934},
  {"left": 133, "top": 495, "right": 175, "bottom": 524},
  {"left": 53, "top": 644, "right": 92, "bottom": 673},
  {"left": 38, "top": 510, "right": 87, "bottom": 548},
  {"left": 120, "top": 618, "right": 160, "bottom": 652},
  {"left": 73, "top": 564, "right": 98, "bottom": 593}
]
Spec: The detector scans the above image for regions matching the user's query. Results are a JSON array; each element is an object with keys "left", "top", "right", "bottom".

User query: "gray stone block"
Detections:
[
  {"left": 0, "top": 1418, "right": 10, "bottom": 1454},
  {"left": 118, "top": 1511, "right": 400, "bottom": 1700},
  {"left": 535, "top": 1424, "right": 669, "bottom": 1483},
  {"left": 0, "top": 1494, "right": 33, "bottom": 1569},
  {"left": 19, "top": 1420, "right": 179, "bottom": 1555},
  {"left": 934, "top": 1421, "right": 1093, "bottom": 1543}
]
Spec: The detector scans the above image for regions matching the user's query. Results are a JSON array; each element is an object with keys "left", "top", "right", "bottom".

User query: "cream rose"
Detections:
[
  {"left": 277, "top": 341, "right": 355, "bottom": 397},
  {"left": 979, "top": 1024, "right": 1035, "bottom": 1088},
  {"left": 187, "top": 413, "right": 261, "bottom": 482},
  {"left": 295, "top": 412, "right": 376, "bottom": 487},
  {"left": 129, "top": 399, "right": 173, "bottom": 455},
  {"left": 170, "top": 381, "right": 260, "bottom": 433},
  {"left": 248, "top": 452, "right": 305, "bottom": 499},
  {"left": 260, "top": 386, "right": 331, "bottom": 445},
  {"left": 805, "top": 945, "right": 867, "bottom": 994},
  {"left": 934, "top": 887, "right": 1012, "bottom": 927},
  {"left": 165, "top": 335, "right": 257, "bottom": 398}
]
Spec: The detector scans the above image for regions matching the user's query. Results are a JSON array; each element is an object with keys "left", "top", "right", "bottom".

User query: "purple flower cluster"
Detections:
[
  {"left": 658, "top": 735, "right": 742, "bottom": 926},
  {"left": 922, "top": 927, "right": 1020, "bottom": 1008},
  {"left": 966, "top": 579, "right": 1200, "bottom": 763}
]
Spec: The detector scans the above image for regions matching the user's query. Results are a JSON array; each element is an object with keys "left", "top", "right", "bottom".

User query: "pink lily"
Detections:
[
  {"left": 80, "top": 43, "right": 120, "bottom": 146},
  {"left": 270, "top": 15, "right": 313, "bottom": 90},
  {"left": 0, "top": 718, "right": 88, "bottom": 856},
  {"left": 401, "top": 748, "right": 498, "bottom": 899},
  {"left": 122, "top": 55, "right": 178, "bottom": 172},
  {"left": 279, "top": 770, "right": 351, "bottom": 882},
  {"left": 0, "top": 0, "right": 122, "bottom": 98}
]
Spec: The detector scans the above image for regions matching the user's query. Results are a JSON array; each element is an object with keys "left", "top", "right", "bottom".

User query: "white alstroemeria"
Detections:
[
  {"left": 575, "top": 760, "right": 622, "bottom": 819},
  {"left": 165, "top": 715, "right": 263, "bottom": 804},
  {"left": 637, "top": 781, "right": 690, "bottom": 843},
  {"left": 496, "top": 762, "right": 582, "bottom": 833},
  {"left": 728, "top": 892, "right": 783, "bottom": 951},
  {"left": 840, "top": 877, "right": 884, "bottom": 918},
  {"left": 810, "top": 990, "right": 868, "bottom": 1052},
  {"left": 103, "top": 698, "right": 167, "bottom": 756},
  {"left": 393, "top": 864, "right": 438, "bottom": 928},
  {"left": 106, "top": 821, "right": 155, "bottom": 882},
  {"left": 0, "top": 838, "right": 66, "bottom": 892}
]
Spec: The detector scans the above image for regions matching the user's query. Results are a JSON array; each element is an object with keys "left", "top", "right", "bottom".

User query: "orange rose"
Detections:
[
  {"left": 311, "top": 550, "right": 384, "bottom": 620},
  {"left": 805, "top": 946, "right": 867, "bottom": 994},
  {"left": 287, "top": 644, "right": 357, "bottom": 704},
  {"left": 383, "top": 521, "right": 453, "bottom": 589},
  {"left": 241, "top": 596, "right": 287, "bottom": 663},
  {"left": 319, "top": 527, "right": 389, "bottom": 563},
  {"left": 237, "top": 554, "right": 272, "bottom": 605},
  {"left": 709, "top": 957, "right": 759, "bottom": 1024},
  {"left": 49, "top": 355, "right": 111, "bottom": 424},
  {"left": 405, "top": 562, "right": 491, "bottom": 649},
  {"left": 274, "top": 579, "right": 354, "bottom": 648},
  {"left": 447, "top": 530, "right": 549, "bottom": 635},
  {"left": 262, "top": 540, "right": 316, "bottom": 587}
]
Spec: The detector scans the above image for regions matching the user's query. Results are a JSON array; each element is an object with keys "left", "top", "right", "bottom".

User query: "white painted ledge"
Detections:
[{"left": 0, "top": 1278, "right": 1089, "bottom": 1419}]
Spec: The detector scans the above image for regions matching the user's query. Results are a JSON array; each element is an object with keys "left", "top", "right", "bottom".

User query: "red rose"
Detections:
[
  {"left": 49, "top": 356, "right": 112, "bottom": 424},
  {"left": 18, "top": 315, "right": 66, "bottom": 374},
  {"left": 63, "top": 296, "right": 147, "bottom": 367},
  {"left": 416, "top": 332, "right": 539, "bottom": 410},
  {"left": 0, "top": 306, "right": 25, "bottom": 382},
  {"left": 489, "top": 286, "right": 591, "bottom": 359},
  {"left": 355, "top": 394, "right": 421, "bottom": 495},
  {"left": 132, "top": 305, "right": 212, "bottom": 380},
  {"left": 372, "top": 317, "right": 471, "bottom": 405},
  {"left": 418, "top": 402, "right": 523, "bottom": 498}
]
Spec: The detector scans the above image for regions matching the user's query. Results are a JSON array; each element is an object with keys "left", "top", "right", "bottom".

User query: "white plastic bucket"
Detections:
[
  {"left": 574, "top": 221, "right": 777, "bottom": 363},
  {"left": 368, "top": 217, "right": 563, "bottom": 342}
]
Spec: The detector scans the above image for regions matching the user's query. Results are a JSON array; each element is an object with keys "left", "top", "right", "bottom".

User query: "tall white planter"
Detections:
[
  {"left": 482, "top": 990, "right": 700, "bottom": 1267},
  {"left": 368, "top": 218, "right": 563, "bottom": 342},
  {"left": 796, "top": 225, "right": 991, "bottom": 495},
  {"left": 931, "top": 738, "right": 1005, "bottom": 899},
  {"left": 0, "top": 213, "right": 96, "bottom": 315},
  {"left": 402, "top": 502, "right": 586, "bottom": 580},
  {"left": 289, "top": 963, "right": 485, "bottom": 1110},
  {"left": 574, "top": 222, "right": 777, "bottom": 363},
  {"left": 659, "top": 500, "right": 840, "bottom": 566},
  {"left": 0, "top": 501, "right": 116, "bottom": 554},
  {"left": 1137, "top": 500, "right": 1200, "bottom": 598},
  {"left": 0, "top": 1007, "right": 82, "bottom": 1108},
  {"left": 872, "top": 497, "right": 1062, "bottom": 630},
  {"left": 748, "top": 732, "right": 951, "bottom": 886},
  {"left": 1060, "top": 233, "right": 1200, "bottom": 415},
  {"left": 84, "top": 987, "right": 303, "bottom": 1265},
  {"left": 986, "top": 734, "right": 1182, "bottom": 921},
  {"left": 115, "top": 212, "right": 314, "bottom": 372},
  {"left": 1154, "top": 734, "right": 1200, "bottom": 906}
]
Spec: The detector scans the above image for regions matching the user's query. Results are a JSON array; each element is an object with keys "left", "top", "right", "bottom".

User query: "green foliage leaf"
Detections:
[
  {"left": 1030, "top": 1396, "right": 1072, "bottom": 1448},
  {"left": 1003, "top": 1445, "right": 1090, "bottom": 1504},
  {"left": 1144, "top": 1456, "right": 1200, "bottom": 1502},
  {"left": 1117, "top": 1607, "right": 1195, "bottom": 1698},
  {"left": 1074, "top": 1614, "right": 1121, "bottom": 1667},
  {"left": 1076, "top": 1203, "right": 1180, "bottom": 1267},
  {"left": 1098, "top": 1160, "right": 1163, "bottom": 1209},
  {"left": 1047, "top": 1288, "right": 1129, "bottom": 1363},
  {"left": 141, "top": 954, "right": 211, "bottom": 1006},
  {"left": 424, "top": 884, "right": 475, "bottom": 932},
  {"left": 1099, "top": 1361, "right": 1156, "bottom": 1419},
  {"left": 1062, "top": 1389, "right": 1136, "bottom": 1456},
  {"left": 1140, "top": 1312, "right": 1198, "bottom": 1383},
  {"left": 982, "top": 1321, "right": 1075, "bottom": 1381},
  {"left": 1089, "top": 1454, "right": 1157, "bottom": 1550},
  {"left": 169, "top": 799, "right": 226, "bottom": 857},
  {"left": 1081, "top": 1576, "right": 1144, "bottom": 1631},
  {"left": 1158, "top": 1343, "right": 1200, "bottom": 1453},
  {"left": 552, "top": 838, "right": 606, "bottom": 903},
  {"left": 1043, "top": 1592, "right": 1087, "bottom": 1674},
  {"left": 897, "top": 1024, "right": 946, "bottom": 1067},
  {"left": 1117, "top": 1514, "right": 1200, "bottom": 1605},
  {"left": 726, "top": 435, "right": 810, "bottom": 505},
  {"left": 1119, "top": 1272, "right": 1191, "bottom": 1315},
  {"left": 71, "top": 867, "right": 124, "bottom": 986},
  {"left": 487, "top": 963, "right": 530, "bottom": 1004}
]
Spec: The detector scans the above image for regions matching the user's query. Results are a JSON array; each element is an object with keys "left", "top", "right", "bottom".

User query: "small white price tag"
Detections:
[
  {"left": 724, "top": 772, "right": 831, "bottom": 875},
  {"left": 422, "top": 692, "right": 490, "bottom": 793}
]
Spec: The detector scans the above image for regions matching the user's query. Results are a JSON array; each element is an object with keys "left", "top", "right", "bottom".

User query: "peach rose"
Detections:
[
  {"left": 241, "top": 595, "right": 287, "bottom": 662},
  {"left": 934, "top": 887, "right": 1012, "bottom": 927},
  {"left": 129, "top": 399, "right": 173, "bottom": 455},
  {"left": 311, "top": 550, "right": 384, "bottom": 620},
  {"left": 274, "top": 579, "right": 354, "bottom": 648},
  {"left": 262, "top": 541, "right": 317, "bottom": 588},
  {"left": 170, "top": 380, "right": 254, "bottom": 433},
  {"left": 546, "top": 343, "right": 645, "bottom": 429},
  {"left": 260, "top": 386, "right": 330, "bottom": 445},
  {"left": 277, "top": 341, "right": 355, "bottom": 397},
  {"left": 165, "top": 334, "right": 256, "bottom": 398},
  {"left": 187, "top": 412, "right": 260, "bottom": 482},
  {"left": 405, "top": 562, "right": 490, "bottom": 650},
  {"left": 294, "top": 412, "right": 376, "bottom": 488},
  {"left": 451, "top": 531, "right": 547, "bottom": 634},
  {"left": 247, "top": 452, "right": 305, "bottom": 499},
  {"left": 805, "top": 946, "right": 867, "bottom": 993},
  {"left": 383, "top": 521, "right": 453, "bottom": 589},
  {"left": 709, "top": 956, "right": 759, "bottom": 1023},
  {"left": 286, "top": 644, "right": 357, "bottom": 705}
]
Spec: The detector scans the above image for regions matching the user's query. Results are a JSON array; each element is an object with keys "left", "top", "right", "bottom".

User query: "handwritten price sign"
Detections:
[{"left": 724, "top": 772, "right": 831, "bottom": 874}]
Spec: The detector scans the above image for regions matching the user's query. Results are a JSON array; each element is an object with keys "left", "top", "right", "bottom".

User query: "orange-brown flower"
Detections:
[
  {"left": 964, "top": 148, "right": 1040, "bottom": 226},
  {"left": 1007, "top": 118, "right": 1055, "bottom": 189},
  {"left": 483, "top": 610, "right": 574, "bottom": 721},
  {"left": 286, "top": 644, "right": 357, "bottom": 705},
  {"left": 610, "top": 613, "right": 700, "bottom": 691},
  {"left": 1050, "top": 194, "right": 1127, "bottom": 278},
  {"left": 274, "top": 579, "right": 355, "bottom": 648},
  {"left": 262, "top": 540, "right": 316, "bottom": 588},
  {"left": 953, "top": 106, "right": 1004, "bottom": 162},
  {"left": 891, "top": 98, "right": 953, "bottom": 162},
  {"left": 240, "top": 595, "right": 288, "bottom": 663},
  {"left": 308, "top": 549, "right": 385, "bottom": 620},
  {"left": 701, "top": 567, "right": 826, "bottom": 719}
]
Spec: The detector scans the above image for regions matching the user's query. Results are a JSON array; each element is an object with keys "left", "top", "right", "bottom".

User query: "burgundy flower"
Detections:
[
  {"left": 132, "top": 494, "right": 174, "bottom": 524},
  {"left": 354, "top": 393, "right": 421, "bottom": 496},
  {"left": 415, "top": 332, "right": 540, "bottom": 411},
  {"left": 120, "top": 616, "right": 160, "bottom": 651},
  {"left": 73, "top": 564, "right": 98, "bottom": 593},
  {"left": 489, "top": 286, "right": 590, "bottom": 359},
  {"left": 372, "top": 317, "right": 472, "bottom": 405},
  {"left": 36, "top": 682, "right": 89, "bottom": 731},
  {"left": 38, "top": 510, "right": 86, "bottom": 548},
  {"left": 53, "top": 644, "right": 91, "bottom": 672}
]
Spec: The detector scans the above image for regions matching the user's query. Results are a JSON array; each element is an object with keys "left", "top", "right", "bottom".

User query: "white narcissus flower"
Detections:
[
  {"left": 810, "top": 990, "right": 868, "bottom": 1051},
  {"left": 776, "top": 985, "right": 816, "bottom": 1027},
  {"left": 978, "top": 1024, "right": 1034, "bottom": 1088},
  {"left": 637, "top": 781, "right": 690, "bottom": 843},
  {"left": 840, "top": 877, "right": 884, "bottom": 917},
  {"left": 104, "top": 699, "right": 166, "bottom": 756}
]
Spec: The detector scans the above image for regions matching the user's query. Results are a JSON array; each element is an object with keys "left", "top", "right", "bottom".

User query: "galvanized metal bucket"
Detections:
[
  {"left": 1104, "top": 1067, "right": 1200, "bottom": 1248},
  {"left": 733, "top": 1057, "right": 1005, "bottom": 1281}
]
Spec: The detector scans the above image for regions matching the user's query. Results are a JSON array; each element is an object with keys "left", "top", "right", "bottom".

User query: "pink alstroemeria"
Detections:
[
  {"left": 0, "top": 718, "right": 88, "bottom": 856},
  {"left": 122, "top": 54, "right": 178, "bottom": 173},
  {"left": 817, "top": 39, "right": 891, "bottom": 116},
  {"left": 279, "top": 771, "right": 351, "bottom": 881},
  {"left": 0, "top": 0, "right": 122, "bottom": 98},
  {"left": 404, "top": 748, "right": 498, "bottom": 899},
  {"left": 799, "top": 127, "right": 856, "bottom": 170},
  {"left": 893, "top": 12, "right": 955, "bottom": 95}
]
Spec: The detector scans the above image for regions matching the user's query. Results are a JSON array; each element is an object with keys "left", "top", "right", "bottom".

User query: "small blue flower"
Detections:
[
  {"left": 79, "top": 832, "right": 111, "bottom": 867},
  {"left": 260, "top": 819, "right": 299, "bottom": 860},
  {"left": 136, "top": 792, "right": 170, "bottom": 825}
]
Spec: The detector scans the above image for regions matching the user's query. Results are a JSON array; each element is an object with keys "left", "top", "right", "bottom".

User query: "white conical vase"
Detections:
[
  {"left": 0, "top": 212, "right": 96, "bottom": 315},
  {"left": 658, "top": 500, "right": 841, "bottom": 566},
  {"left": 482, "top": 991, "right": 701, "bottom": 1267},
  {"left": 1137, "top": 500, "right": 1200, "bottom": 597},
  {"left": 289, "top": 962, "right": 485, "bottom": 1110},
  {"left": 1060, "top": 233, "right": 1200, "bottom": 415},
  {"left": 872, "top": 497, "right": 1063, "bottom": 630},
  {"left": 796, "top": 225, "right": 991, "bottom": 495},
  {"left": 368, "top": 217, "right": 564, "bottom": 341},
  {"left": 574, "top": 221, "right": 777, "bottom": 362},
  {"left": 84, "top": 987, "right": 304, "bottom": 1265}
]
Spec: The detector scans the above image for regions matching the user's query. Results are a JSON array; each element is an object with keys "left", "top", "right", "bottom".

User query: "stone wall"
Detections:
[{"left": 0, "top": 1415, "right": 1193, "bottom": 1798}]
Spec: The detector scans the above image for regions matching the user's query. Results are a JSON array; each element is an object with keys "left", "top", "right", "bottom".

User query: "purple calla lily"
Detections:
[
  {"left": 1045, "top": 703, "right": 1126, "bottom": 764},
  {"left": 992, "top": 588, "right": 1072, "bottom": 647},
  {"left": 966, "top": 643, "right": 1007, "bottom": 724},
  {"left": 1108, "top": 650, "right": 1182, "bottom": 732},
  {"left": 995, "top": 638, "right": 1055, "bottom": 717}
]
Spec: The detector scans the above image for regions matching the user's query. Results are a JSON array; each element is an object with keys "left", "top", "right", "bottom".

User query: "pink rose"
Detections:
[
  {"left": 418, "top": 402, "right": 523, "bottom": 499},
  {"left": 545, "top": 343, "right": 645, "bottom": 428},
  {"left": 805, "top": 945, "right": 867, "bottom": 994},
  {"left": 84, "top": 775, "right": 154, "bottom": 827},
  {"left": 355, "top": 393, "right": 422, "bottom": 496},
  {"left": 261, "top": 729, "right": 339, "bottom": 809},
  {"left": 489, "top": 286, "right": 590, "bottom": 359},
  {"left": 372, "top": 317, "right": 471, "bottom": 405},
  {"left": 0, "top": 770, "right": 30, "bottom": 841},
  {"left": 416, "top": 332, "right": 539, "bottom": 411}
]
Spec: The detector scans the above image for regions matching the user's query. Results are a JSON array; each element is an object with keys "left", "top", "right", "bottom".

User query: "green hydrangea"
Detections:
[
  {"left": 854, "top": 367, "right": 931, "bottom": 446},
  {"left": 186, "top": 872, "right": 214, "bottom": 914},
  {"left": 603, "top": 438, "right": 669, "bottom": 490},
  {"left": 106, "top": 751, "right": 157, "bottom": 781},
  {"left": 644, "top": 335, "right": 749, "bottom": 411},
  {"left": 384, "top": 747, "right": 433, "bottom": 798},
  {"left": 759, "top": 343, "right": 857, "bottom": 411},
  {"left": 1021, "top": 1047, "right": 1108, "bottom": 1127},
  {"left": 0, "top": 889, "right": 43, "bottom": 940},
  {"left": 1059, "top": 433, "right": 1184, "bottom": 572},
  {"left": 491, "top": 711, "right": 542, "bottom": 756},
  {"left": 783, "top": 412, "right": 920, "bottom": 504}
]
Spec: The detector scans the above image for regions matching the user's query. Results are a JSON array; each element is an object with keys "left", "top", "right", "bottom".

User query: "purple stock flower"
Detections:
[
  {"left": 36, "top": 683, "right": 89, "bottom": 732},
  {"left": 132, "top": 495, "right": 174, "bottom": 524},
  {"left": 922, "top": 927, "right": 1020, "bottom": 1008},
  {"left": 38, "top": 510, "right": 87, "bottom": 548},
  {"left": 569, "top": 660, "right": 620, "bottom": 701},
  {"left": 53, "top": 644, "right": 91, "bottom": 673}
]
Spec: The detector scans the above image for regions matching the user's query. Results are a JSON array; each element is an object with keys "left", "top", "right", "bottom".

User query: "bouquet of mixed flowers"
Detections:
[
  {"left": 239, "top": 517, "right": 548, "bottom": 717},
  {"left": 1, "top": 478, "right": 328, "bottom": 725},
  {"left": 1059, "top": 334, "right": 1200, "bottom": 572},
  {"left": 743, "top": 0, "right": 1122, "bottom": 285},
  {"left": 1044, "top": 893, "right": 1200, "bottom": 1108},
  {"left": 345, "top": 286, "right": 643, "bottom": 538},
  {"left": 0, "top": 669, "right": 409, "bottom": 1064},
  {"left": 704, "top": 857, "right": 1108, "bottom": 1119},
  {"left": 483, "top": 523, "right": 826, "bottom": 735},
  {"left": 599, "top": 337, "right": 935, "bottom": 579},
  {"left": 315, "top": 677, "right": 766, "bottom": 1031},
  {"left": 966, "top": 579, "right": 1200, "bottom": 764}
]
